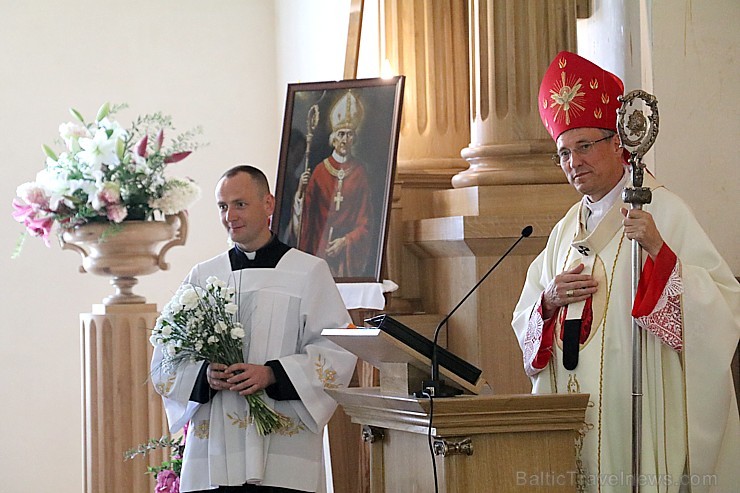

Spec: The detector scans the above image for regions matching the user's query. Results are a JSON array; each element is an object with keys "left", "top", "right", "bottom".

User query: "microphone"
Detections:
[{"left": 417, "top": 225, "right": 534, "bottom": 398}]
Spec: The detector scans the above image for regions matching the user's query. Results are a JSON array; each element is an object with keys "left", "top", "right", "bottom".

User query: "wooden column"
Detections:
[
  {"left": 403, "top": 0, "right": 582, "bottom": 393},
  {"left": 81, "top": 303, "right": 167, "bottom": 493},
  {"left": 381, "top": 0, "right": 472, "bottom": 313},
  {"left": 453, "top": 0, "right": 578, "bottom": 188}
]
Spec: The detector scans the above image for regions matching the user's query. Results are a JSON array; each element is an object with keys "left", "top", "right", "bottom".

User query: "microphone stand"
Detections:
[{"left": 416, "top": 225, "right": 533, "bottom": 398}]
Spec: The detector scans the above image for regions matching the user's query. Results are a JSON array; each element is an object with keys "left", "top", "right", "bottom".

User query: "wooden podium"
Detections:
[
  {"left": 324, "top": 325, "right": 588, "bottom": 492},
  {"left": 327, "top": 389, "right": 588, "bottom": 493}
]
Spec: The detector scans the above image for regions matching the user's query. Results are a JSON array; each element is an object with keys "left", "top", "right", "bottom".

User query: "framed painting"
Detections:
[{"left": 272, "top": 76, "right": 405, "bottom": 283}]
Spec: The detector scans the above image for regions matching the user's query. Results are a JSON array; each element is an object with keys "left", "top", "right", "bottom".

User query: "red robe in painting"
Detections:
[{"left": 298, "top": 155, "right": 373, "bottom": 278}]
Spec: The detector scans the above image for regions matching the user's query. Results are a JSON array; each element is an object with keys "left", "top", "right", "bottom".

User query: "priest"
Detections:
[
  {"left": 151, "top": 165, "right": 357, "bottom": 492},
  {"left": 512, "top": 51, "right": 739, "bottom": 492}
]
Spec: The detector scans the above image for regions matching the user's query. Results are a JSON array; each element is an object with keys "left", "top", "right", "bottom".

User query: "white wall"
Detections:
[
  {"left": 0, "top": 2, "right": 275, "bottom": 490},
  {"left": 650, "top": 0, "right": 739, "bottom": 272},
  {"left": 578, "top": 0, "right": 739, "bottom": 272},
  {"left": 0, "top": 1, "right": 347, "bottom": 492}
]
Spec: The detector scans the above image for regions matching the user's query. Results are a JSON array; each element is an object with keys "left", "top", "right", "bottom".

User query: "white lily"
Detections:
[{"left": 77, "top": 127, "right": 121, "bottom": 168}]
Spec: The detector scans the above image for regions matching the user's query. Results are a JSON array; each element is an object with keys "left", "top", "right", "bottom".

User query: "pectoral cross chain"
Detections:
[{"left": 333, "top": 169, "right": 346, "bottom": 211}]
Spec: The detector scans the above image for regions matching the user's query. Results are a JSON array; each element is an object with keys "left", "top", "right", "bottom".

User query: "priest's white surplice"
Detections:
[{"left": 152, "top": 249, "right": 357, "bottom": 492}]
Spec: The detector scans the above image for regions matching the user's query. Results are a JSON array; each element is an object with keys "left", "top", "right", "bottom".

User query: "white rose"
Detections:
[
  {"left": 224, "top": 303, "right": 238, "bottom": 315},
  {"left": 207, "top": 336, "right": 219, "bottom": 344},
  {"left": 230, "top": 326, "right": 245, "bottom": 339},
  {"left": 215, "top": 321, "right": 227, "bottom": 334}
]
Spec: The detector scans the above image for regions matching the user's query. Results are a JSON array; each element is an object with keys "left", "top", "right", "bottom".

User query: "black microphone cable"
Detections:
[
  {"left": 421, "top": 226, "right": 533, "bottom": 492},
  {"left": 422, "top": 389, "right": 440, "bottom": 493}
]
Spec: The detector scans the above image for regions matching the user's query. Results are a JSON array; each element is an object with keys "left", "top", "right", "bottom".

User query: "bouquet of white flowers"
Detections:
[{"left": 151, "top": 275, "right": 289, "bottom": 436}]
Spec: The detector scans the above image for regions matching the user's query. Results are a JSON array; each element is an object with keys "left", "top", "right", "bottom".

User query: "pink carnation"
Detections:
[
  {"left": 17, "top": 182, "right": 50, "bottom": 209},
  {"left": 106, "top": 204, "right": 128, "bottom": 223},
  {"left": 155, "top": 469, "right": 179, "bottom": 493}
]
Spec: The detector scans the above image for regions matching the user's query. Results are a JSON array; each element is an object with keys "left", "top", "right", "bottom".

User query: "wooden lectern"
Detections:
[{"left": 324, "top": 320, "right": 588, "bottom": 492}]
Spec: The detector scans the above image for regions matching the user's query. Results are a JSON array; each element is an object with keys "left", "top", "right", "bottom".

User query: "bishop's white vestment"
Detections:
[
  {"left": 152, "top": 246, "right": 357, "bottom": 492},
  {"left": 512, "top": 173, "right": 739, "bottom": 492}
]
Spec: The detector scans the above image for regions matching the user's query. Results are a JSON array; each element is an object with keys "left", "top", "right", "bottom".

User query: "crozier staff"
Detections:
[
  {"left": 511, "top": 51, "right": 739, "bottom": 492},
  {"left": 152, "top": 165, "right": 357, "bottom": 493}
]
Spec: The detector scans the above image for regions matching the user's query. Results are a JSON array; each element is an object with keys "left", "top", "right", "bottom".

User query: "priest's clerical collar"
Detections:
[
  {"left": 332, "top": 150, "right": 348, "bottom": 164},
  {"left": 229, "top": 234, "right": 291, "bottom": 271},
  {"left": 582, "top": 168, "right": 629, "bottom": 231}
]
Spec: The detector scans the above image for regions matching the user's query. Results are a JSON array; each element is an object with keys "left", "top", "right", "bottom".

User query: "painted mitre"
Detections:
[
  {"left": 538, "top": 51, "right": 624, "bottom": 141},
  {"left": 330, "top": 91, "right": 364, "bottom": 131}
]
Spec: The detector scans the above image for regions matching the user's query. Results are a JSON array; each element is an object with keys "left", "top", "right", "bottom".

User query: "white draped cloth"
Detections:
[
  {"left": 512, "top": 173, "right": 739, "bottom": 492},
  {"left": 151, "top": 249, "right": 357, "bottom": 492}
]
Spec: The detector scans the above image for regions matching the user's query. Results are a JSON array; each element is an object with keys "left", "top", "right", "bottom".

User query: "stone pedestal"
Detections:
[{"left": 81, "top": 303, "right": 167, "bottom": 493}]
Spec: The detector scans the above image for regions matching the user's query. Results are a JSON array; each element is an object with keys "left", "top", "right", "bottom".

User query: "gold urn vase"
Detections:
[{"left": 60, "top": 211, "right": 188, "bottom": 304}]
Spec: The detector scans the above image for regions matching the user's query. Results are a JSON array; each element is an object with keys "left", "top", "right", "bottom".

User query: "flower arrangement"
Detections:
[
  {"left": 151, "top": 275, "right": 291, "bottom": 436},
  {"left": 12, "top": 102, "right": 202, "bottom": 250},
  {"left": 125, "top": 431, "right": 185, "bottom": 493}
]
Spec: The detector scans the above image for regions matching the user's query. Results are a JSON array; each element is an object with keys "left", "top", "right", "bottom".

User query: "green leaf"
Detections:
[
  {"left": 96, "top": 102, "right": 110, "bottom": 122},
  {"left": 10, "top": 233, "right": 27, "bottom": 259},
  {"left": 69, "top": 108, "right": 85, "bottom": 123},
  {"left": 42, "top": 144, "right": 58, "bottom": 161}
]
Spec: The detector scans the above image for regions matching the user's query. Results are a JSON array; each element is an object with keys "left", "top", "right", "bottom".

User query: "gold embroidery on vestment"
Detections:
[
  {"left": 194, "top": 420, "right": 210, "bottom": 439},
  {"left": 315, "top": 355, "right": 340, "bottom": 389},
  {"left": 275, "top": 418, "right": 307, "bottom": 437},
  {"left": 227, "top": 412, "right": 250, "bottom": 429},
  {"left": 567, "top": 374, "right": 581, "bottom": 393},
  {"left": 155, "top": 375, "right": 176, "bottom": 396}
]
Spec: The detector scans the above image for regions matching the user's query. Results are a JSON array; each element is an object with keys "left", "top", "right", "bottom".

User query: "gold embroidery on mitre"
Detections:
[
  {"left": 601, "top": 93, "right": 610, "bottom": 104},
  {"left": 227, "top": 412, "right": 250, "bottom": 429},
  {"left": 590, "top": 78, "right": 599, "bottom": 90},
  {"left": 549, "top": 71, "right": 586, "bottom": 126},
  {"left": 594, "top": 108, "right": 603, "bottom": 119},
  {"left": 155, "top": 375, "right": 176, "bottom": 396},
  {"left": 276, "top": 418, "right": 307, "bottom": 437},
  {"left": 315, "top": 355, "right": 340, "bottom": 389},
  {"left": 559, "top": 57, "right": 567, "bottom": 69},
  {"left": 193, "top": 420, "right": 210, "bottom": 439}
]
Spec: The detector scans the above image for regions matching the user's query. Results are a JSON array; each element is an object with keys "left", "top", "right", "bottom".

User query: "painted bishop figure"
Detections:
[{"left": 289, "top": 90, "right": 374, "bottom": 278}]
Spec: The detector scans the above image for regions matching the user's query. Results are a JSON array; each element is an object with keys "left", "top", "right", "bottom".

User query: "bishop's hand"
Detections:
[
  {"left": 621, "top": 207, "right": 664, "bottom": 259},
  {"left": 542, "top": 263, "right": 599, "bottom": 319}
]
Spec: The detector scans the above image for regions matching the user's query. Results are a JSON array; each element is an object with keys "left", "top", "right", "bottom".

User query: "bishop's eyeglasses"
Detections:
[{"left": 552, "top": 135, "right": 614, "bottom": 165}]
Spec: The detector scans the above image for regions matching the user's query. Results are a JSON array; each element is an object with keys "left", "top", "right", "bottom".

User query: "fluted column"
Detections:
[
  {"left": 81, "top": 304, "right": 167, "bottom": 493},
  {"left": 384, "top": 0, "right": 470, "bottom": 179},
  {"left": 453, "top": 0, "right": 578, "bottom": 188}
]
